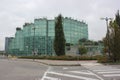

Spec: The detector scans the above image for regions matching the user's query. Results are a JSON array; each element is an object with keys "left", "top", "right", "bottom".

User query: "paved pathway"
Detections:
[{"left": 35, "top": 59, "right": 81, "bottom": 66}]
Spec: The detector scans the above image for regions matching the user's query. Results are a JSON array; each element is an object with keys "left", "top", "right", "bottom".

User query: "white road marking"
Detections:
[
  {"left": 69, "top": 70, "right": 94, "bottom": 75},
  {"left": 98, "top": 71, "right": 120, "bottom": 74},
  {"left": 93, "top": 69, "right": 120, "bottom": 72},
  {"left": 45, "top": 76, "right": 61, "bottom": 80},
  {"left": 87, "top": 70, "right": 104, "bottom": 80},
  {"left": 48, "top": 71, "right": 99, "bottom": 80},
  {"left": 87, "top": 66, "right": 113, "bottom": 70},
  {"left": 41, "top": 66, "right": 51, "bottom": 80},
  {"left": 85, "top": 65, "right": 120, "bottom": 79},
  {"left": 103, "top": 74, "right": 120, "bottom": 77},
  {"left": 63, "top": 67, "right": 68, "bottom": 69}
]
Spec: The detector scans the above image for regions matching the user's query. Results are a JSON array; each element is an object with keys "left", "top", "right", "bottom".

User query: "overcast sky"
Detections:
[{"left": 0, "top": 0, "right": 120, "bottom": 50}]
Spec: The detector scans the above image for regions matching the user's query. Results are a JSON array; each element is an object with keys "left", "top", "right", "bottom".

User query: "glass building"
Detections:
[{"left": 5, "top": 17, "right": 88, "bottom": 56}]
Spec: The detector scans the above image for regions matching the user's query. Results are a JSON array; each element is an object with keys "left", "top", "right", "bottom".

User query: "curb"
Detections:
[
  {"left": 13, "top": 59, "right": 81, "bottom": 66},
  {"left": 34, "top": 60, "right": 81, "bottom": 66}
]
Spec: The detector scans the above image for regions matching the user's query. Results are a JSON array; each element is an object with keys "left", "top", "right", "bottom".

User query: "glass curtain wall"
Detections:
[{"left": 7, "top": 17, "right": 88, "bottom": 56}]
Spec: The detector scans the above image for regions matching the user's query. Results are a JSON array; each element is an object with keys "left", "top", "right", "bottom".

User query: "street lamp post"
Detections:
[
  {"left": 46, "top": 19, "right": 48, "bottom": 56},
  {"left": 32, "top": 26, "right": 36, "bottom": 57},
  {"left": 26, "top": 46, "right": 28, "bottom": 56},
  {"left": 101, "top": 17, "right": 112, "bottom": 58}
]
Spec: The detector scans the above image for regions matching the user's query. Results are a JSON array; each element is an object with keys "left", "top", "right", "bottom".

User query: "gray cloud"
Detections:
[{"left": 0, "top": 0, "right": 120, "bottom": 50}]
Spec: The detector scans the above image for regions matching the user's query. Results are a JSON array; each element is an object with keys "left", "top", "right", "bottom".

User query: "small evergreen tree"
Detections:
[{"left": 54, "top": 14, "right": 65, "bottom": 56}]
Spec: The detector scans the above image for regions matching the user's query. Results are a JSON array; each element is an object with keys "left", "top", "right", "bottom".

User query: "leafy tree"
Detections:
[
  {"left": 104, "top": 10, "right": 120, "bottom": 62},
  {"left": 103, "top": 38, "right": 109, "bottom": 53},
  {"left": 115, "top": 10, "right": 120, "bottom": 27},
  {"left": 78, "top": 46, "right": 87, "bottom": 56},
  {"left": 54, "top": 14, "right": 66, "bottom": 56}
]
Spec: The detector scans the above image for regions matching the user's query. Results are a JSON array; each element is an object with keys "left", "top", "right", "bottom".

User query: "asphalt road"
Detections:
[
  {"left": 42, "top": 65, "right": 120, "bottom": 80},
  {"left": 0, "top": 56, "right": 120, "bottom": 80},
  {"left": 42, "top": 66, "right": 101, "bottom": 80},
  {"left": 0, "top": 56, "right": 48, "bottom": 80}
]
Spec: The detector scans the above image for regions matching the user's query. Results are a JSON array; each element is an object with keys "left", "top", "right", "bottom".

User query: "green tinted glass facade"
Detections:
[{"left": 6, "top": 17, "right": 88, "bottom": 56}]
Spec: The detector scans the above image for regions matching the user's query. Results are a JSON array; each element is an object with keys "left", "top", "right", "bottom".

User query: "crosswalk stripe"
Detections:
[
  {"left": 98, "top": 71, "right": 120, "bottom": 74},
  {"left": 93, "top": 69, "right": 120, "bottom": 72},
  {"left": 103, "top": 74, "right": 120, "bottom": 77},
  {"left": 48, "top": 71, "right": 99, "bottom": 80},
  {"left": 69, "top": 71, "right": 94, "bottom": 75},
  {"left": 45, "top": 76, "right": 61, "bottom": 80},
  {"left": 86, "top": 65, "right": 120, "bottom": 78},
  {"left": 63, "top": 67, "right": 68, "bottom": 70},
  {"left": 87, "top": 66, "right": 119, "bottom": 71},
  {"left": 91, "top": 68, "right": 113, "bottom": 70}
]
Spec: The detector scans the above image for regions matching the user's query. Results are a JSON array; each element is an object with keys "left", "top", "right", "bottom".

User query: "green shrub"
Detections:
[
  {"left": 18, "top": 55, "right": 97, "bottom": 60},
  {"left": 97, "top": 55, "right": 108, "bottom": 63}
]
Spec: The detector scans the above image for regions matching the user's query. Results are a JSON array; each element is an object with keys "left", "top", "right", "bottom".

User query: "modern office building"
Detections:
[
  {"left": 5, "top": 17, "right": 88, "bottom": 56},
  {"left": 5, "top": 37, "right": 14, "bottom": 54}
]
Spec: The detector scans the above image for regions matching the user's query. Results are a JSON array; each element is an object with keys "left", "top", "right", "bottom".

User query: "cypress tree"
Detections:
[{"left": 54, "top": 14, "right": 65, "bottom": 56}]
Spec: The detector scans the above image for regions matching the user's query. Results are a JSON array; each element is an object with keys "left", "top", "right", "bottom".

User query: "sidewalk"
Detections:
[
  {"left": 34, "top": 60, "right": 102, "bottom": 66},
  {"left": 7, "top": 58, "right": 103, "bottom": 66}
]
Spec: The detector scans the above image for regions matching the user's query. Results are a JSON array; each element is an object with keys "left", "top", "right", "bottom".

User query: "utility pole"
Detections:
[{"left": 101, "top": 17, "right": 112, "bottom": 59}]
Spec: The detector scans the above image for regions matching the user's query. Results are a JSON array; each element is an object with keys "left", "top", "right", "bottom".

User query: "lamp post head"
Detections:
[
  {"left": 100, "top": 17, "right": 105, "bottom": 20},
  {"left": 100, "top": 17, "right": 113, "bottom": 21}
]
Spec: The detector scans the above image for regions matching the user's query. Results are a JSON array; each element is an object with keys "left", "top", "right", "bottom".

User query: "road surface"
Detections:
[
  {"left": 0, "top": 56, "right": 48, "bottom": 80},
  {"left": 0, "top": 56, "right": 120, "bottom": 80}
]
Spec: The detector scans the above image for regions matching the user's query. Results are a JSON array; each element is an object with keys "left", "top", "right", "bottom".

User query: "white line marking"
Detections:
[
  {"left": 41, "top": 66, "right": 51, "bottom": 80},
  {"left": 63, "top": 67, "right": 68, "bottom": 69},
  {"left": 45, "top": 76, "right": 61, "bottom": 80},
  {"left": 94, "top": 69, "right": 120, "bottom": 72},
  {"left": 87, "top": 66, "right": 113, "bottom": 70},
  {"left": 48, "top": 71, "right": 99, "bottom": 80},
  {"left": 103, "top": 74, "right": 120, "bottom": 77},
  {"left": 69, "top": 71, "right": 94, "bottom": 75},
  {"left": 98, "top": 71, "right": 120, "bottom": 74},
  {"left": 87, "top": 71, "right": 104, "bottom": 80}
]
